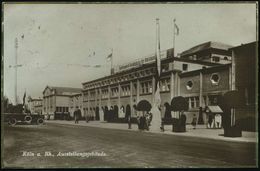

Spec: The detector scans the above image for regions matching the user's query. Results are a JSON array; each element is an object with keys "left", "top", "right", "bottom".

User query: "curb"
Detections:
[{"left": 45, "top": 121, "right": 257, "bottom": 144}]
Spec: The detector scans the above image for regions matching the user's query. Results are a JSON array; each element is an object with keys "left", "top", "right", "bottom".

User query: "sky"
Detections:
[{"left": 3, "top": 3, "right": 257, "bottom": 104}]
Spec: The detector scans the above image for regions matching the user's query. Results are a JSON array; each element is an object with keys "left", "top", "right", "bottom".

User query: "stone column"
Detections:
[
  {"left": 170, "top": 72, "right": 175, "bottom": 99},
  {"left": 130, "top": 81, "right": 133, "bottom": 116},
  {"left": 199, "top": 71, "right": 203, "bottom": 106},
  {"left": 118, "top": 83, "right": 121, "bottom": 113},
  {"left": 136, "top": 79, "right": 140, "bottom": 103}
]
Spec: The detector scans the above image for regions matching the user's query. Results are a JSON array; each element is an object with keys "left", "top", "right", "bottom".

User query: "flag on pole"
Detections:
[
  {"left": 107, "top": 53, "right": 112, "bottom": 61},
  {"left": 174, "top": 23, "right": 179, "bottom": 35},
  {"left": 154, "top": 18, "right": 161, "bottom": 107},
  {"left": 150, "top": 18, "right": 162, "bottom": 132},
  {"left": 22, "top": 91, "right": 26, "bottom": 106}
]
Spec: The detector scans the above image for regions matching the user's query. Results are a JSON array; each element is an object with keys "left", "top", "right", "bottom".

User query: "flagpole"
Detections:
[
  {"left": 110, "top": 48, "right": 113, "bottom": 75},
  {"left": 173, "top": 18, "right": 176, "bottom": 57}
]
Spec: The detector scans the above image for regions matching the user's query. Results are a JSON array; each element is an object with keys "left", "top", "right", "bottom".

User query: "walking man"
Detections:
[
  {"left": 74, "top": 106, "right": 80, "bottom": 124},
  {"left": 191, "top": 114, "right": 197, "bottom": 129}
]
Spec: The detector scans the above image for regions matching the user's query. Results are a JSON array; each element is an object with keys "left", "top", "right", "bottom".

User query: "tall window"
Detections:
[
  {"left": 133, "top": 83, "right": 137, "bottom": 95},
  {"left": 102, "top": 89, "right": 108, "bottom": 98},
  {"left": 121, "top": 85, "right": 130, "bottom": 96},
  {"left": 189, "top": 96, "right": 199, "bottom": 108},
  {"left": 160, "top": 78, "right": 170, "bottom": 92},
  {"left": 140, "top": 81, "right": 152, "bottom": 94},
  {"left": 111, "top": 87, "right": 119, "bottom": 97}
]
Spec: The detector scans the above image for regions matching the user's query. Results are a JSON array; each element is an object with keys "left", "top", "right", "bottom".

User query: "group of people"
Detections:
[
  {"left": 207, "top": 113, "right": 222, "bottom": 129},
  {"left": 136, "top": 111, "right": 153, "bottom": 131}
]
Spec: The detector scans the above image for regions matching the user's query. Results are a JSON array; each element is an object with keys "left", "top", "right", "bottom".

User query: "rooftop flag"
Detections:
[
  {"left": 107, "top": 53, "right": 112, "bottom": 61},
  {"left": 22, "top": 91, "right": 26, "bottom": 106},
  {"left": 173, "top": 18, "right": 180, "bottom": 36}
]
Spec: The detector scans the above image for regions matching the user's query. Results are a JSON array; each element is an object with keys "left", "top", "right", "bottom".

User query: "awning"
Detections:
[{"left": 205, "top": 106, "right": 223, "bottom": 113}]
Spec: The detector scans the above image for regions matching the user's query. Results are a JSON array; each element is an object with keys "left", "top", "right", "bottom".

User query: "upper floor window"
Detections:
[
  {"left": 212, "top": 56, "right": 220, "bottom": 62},
  {"left": 111, "top": 87, "right": 119, "bottom": 97},
  {"left": 141, "top": 81, "right": 152, "bottom": 94},
  {"left": 121, "top": 85, "right": 130, "bottom": 96},
  {"left": 161, "top": 64, "right": 169, "bottom": 72},
  {"left": 160, "top": 78, "right": 170, "bottom": 92},
  {"left": 182, "top": 64, "right": 188, "bottom": 71},
  {"left": 101, "top": 89, "right": 109, "bottom": 98}
]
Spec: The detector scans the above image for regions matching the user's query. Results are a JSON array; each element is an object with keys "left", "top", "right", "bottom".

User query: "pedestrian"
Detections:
[
  {"left": 133, "top": 105, "right": 140, "bottom": 130},
  {"left": 74, "top": 106, "right": 81, "bottom": 124},
  {"left": 191, "top": 114, "right": 197, "bottom": 129},
  {"left": 78, "top": 107, "right": 82, "bottom": 123},
  {"left": 144, "top": 111, "right": 152, "bottom": 131},
  {"left": 126, "top": 113, "right": 131, "bottom": 129},
  {"left": 208, "top": 113, "right": 213, "bottom": 128},
  {"left": 215, "top": 113, "right": 222, "bottom": 128},
  {"left": 139, "top": 112, "right": 146, "bottom": 131},
  {"left": 100, "top": 107, "right": 104, "bottom": 122}
]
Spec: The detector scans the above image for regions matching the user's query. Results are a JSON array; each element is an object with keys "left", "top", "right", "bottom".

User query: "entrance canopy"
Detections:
[{"left": 205, "top": 106, "right": 223, "bottom": 113}]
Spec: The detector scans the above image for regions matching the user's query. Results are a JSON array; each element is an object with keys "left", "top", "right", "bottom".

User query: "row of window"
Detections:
[
  {"left": 56, "top": 107, "right": 69, "bottom": 113},
  {"left": 84, "top": 64, "right": 170, "bottom": 90},
  {"left": 185, "top": 95, "right": 221, "bottom": 109},
  {"left": 83, "top": 78, "right": 171, "bottom": 100}
]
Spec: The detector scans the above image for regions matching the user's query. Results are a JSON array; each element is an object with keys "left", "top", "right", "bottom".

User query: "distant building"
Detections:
[
  {"left": 42, "top": 86, "right": 82, "bottom": 119},
  {"left": 69, "top": 93, "right": 83, "bottom": 118},
  {"left": 28, "top": 97, "right": 43, "bottom": 114},
  {"left": 180, "top": 41, "right": 233, "bottom": 64}
]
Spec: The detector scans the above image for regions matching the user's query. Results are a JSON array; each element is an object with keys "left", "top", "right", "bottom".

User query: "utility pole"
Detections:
[
  {"left": 14, "top": 38, "right": 18, "bottom": 105},
  {"left": 173, "top": 18, "right": 176, "bottom": 57},
  {"left": 14, "top": 37, "right": 22, "bottom": 105}
]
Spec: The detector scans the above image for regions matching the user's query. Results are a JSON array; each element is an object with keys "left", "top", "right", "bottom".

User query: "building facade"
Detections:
[
  {"left": 69, "top": 93, "right": 83, "bottom": 118},
  {"left": 229, "top": 41, "right": 257, "bottom": 130},
  {"left": 81, "top": 47, "right": 228, "bottom": 123},
  {"left": 27, "top": 97, "right": 43, "bottom": 114},
  {"left": 180, "top": 41, "right": 233, "bottom": 64},
  {"left": 42, "top": 86, "right": 82, "bottom": 119}
]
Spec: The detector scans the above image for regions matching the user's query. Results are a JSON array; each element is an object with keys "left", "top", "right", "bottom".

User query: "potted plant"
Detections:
[{"left": 171, "top": 96, "right": 189, "bottom": 132}]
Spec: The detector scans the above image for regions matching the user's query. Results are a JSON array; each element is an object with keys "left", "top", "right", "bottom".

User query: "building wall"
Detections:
[
  {"left": 180, "top": 75, "right": 200, "bottom": 95},
  {"left": 232, "top": 42, "right": 257, "bottom": 122},
  {"left": 202, "top": 70, "right": 230, "bottom": 93},
  {"left": 173, "top": 61, "right": 204, "bottom": 73}
]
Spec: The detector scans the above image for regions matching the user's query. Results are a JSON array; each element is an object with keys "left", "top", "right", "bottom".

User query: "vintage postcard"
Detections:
[{"left": 1, "top": 2, "right": 258, "bottom": 168}]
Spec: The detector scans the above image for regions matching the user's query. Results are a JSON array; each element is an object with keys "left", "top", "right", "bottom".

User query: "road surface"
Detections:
[{"left": 2, "top": 122, "right": 257, "bottom": 168}]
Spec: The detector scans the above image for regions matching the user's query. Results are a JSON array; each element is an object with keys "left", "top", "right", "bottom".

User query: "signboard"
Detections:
[{"left": 115, "top": 50, "right": 168, "bottom": 73}]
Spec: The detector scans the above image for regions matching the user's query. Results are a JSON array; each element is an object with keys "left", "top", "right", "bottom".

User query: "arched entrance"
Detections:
[
  {"left": 126, "top": 104, "right": 131, "bottom": 117},
  {"left": 114, "top": 105, "right": 119, "bottom": 121},
  {"left": 104, "top": 106, "right": 108, "bottom": 121},
  {"left": 95, "top": 107, "right": 100, "bottom": 121}
]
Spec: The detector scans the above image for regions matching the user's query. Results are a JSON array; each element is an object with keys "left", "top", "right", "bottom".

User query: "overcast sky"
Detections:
[{"left": 3, "top": 3, "right": 257, "bottom": 103}]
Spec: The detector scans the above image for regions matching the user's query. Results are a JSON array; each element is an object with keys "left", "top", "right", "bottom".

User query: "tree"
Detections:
[
  {"left": 171, "top": 96, "right": 189, "bottom": 118},
  {"left": 136, "top": 100, "right": 152, "bottom": 112}
]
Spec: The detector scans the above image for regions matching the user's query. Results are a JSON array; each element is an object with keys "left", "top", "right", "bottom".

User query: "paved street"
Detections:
[{"left": 3, "top": 123, "right": 257, "bottom": 168}]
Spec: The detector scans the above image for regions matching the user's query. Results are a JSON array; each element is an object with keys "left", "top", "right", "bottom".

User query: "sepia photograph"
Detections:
[{"left": 1, "top": 2, "right": 258, "bottom": 168}]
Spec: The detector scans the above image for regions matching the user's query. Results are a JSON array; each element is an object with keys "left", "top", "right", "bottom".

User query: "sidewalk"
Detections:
[{"left": 45, "top": 120, "right": 258, "bottom": 143}]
